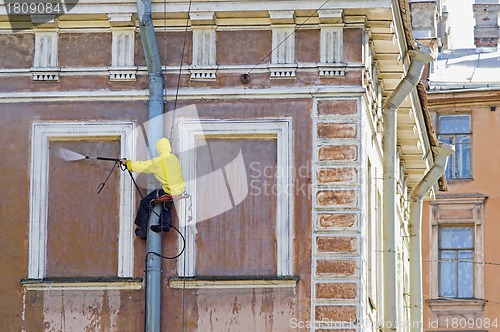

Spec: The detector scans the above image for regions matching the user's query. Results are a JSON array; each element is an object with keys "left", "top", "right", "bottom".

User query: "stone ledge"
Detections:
[
  {"left": 20, "top": 277, "right": 143, "bottom": 291},
  {"left": 169, "top": 276, "right": 299, "bottom": 289},
  {"left": 426, "top": 298, "right": 486, "bottom": 313}
]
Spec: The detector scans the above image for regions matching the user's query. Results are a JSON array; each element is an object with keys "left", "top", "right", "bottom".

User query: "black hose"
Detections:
[{"left": 86, "top": 156, "right": 120, "bottom": 162}]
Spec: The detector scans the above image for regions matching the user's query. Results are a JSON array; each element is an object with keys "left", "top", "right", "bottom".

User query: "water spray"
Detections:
[
  {"left": 57, "top": 148, "right": 121, "bottom": 163},
  {"left": 57, "top": 148, "right": 124, "bottom": 193}
]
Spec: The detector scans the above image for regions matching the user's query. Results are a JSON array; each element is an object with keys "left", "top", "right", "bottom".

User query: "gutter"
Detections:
[
  {"left": 382, "top": 45, "right": 434, "bottom": 330},
  {"left": 136, "top": 0, "right": 165, "bottom": 330},
  {"left": 409, "top": 142, "right": 454, "bottom": 331}
]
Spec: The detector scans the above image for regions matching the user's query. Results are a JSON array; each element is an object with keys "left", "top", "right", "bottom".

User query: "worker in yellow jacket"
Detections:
[{"left": 122, "top": 138, "right": 185, "bottom": 239}]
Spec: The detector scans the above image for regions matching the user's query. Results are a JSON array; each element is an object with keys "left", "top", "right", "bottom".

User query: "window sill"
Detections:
[
  {"left": 169, "top": 276, "right": 299, "bottom": 289},
  {"left": 20, "top": 277, "right": 143, "bottom": 291},
  {"left": 447, "top": 177, "right": 474, "bottom": 183},
  {"left": 426, "top": 298, "right": 486, "bottom": 313}
]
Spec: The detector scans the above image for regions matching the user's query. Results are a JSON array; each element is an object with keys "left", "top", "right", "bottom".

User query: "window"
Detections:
[
  {"left": 428, "top": 194, "right": 486, "bottom": 313},
  {"left": 438, "top": 115, "right": 472, "bottom": 180},
  {"left": 26, "top": 122, "right": 136, "bottom": 289},
  {"left": 438, "top": 227, "right": 474, "bottom": 298},
  {"left": 176, "top": 119, "right": 293, "bottom": 283}
]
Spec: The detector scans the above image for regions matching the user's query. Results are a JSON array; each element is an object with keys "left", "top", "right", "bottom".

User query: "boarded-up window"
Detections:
[
  {"left": 177, "top": 119, "right": 292, "bottom": 278},
  {"left": 194, "top": 138, "right": 278, "bottom": 276},
  {"left": 46, "top": 140, "right": 120, "bottom": 277},
  {"left": 28, "top": 122, "right": 135, "bottom": 281}
]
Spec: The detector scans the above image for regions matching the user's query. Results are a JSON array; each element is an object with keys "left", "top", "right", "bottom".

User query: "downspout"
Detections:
[
  {"left": 382, "top": 47, "right": 433, "bottom": 330},
  {"left": 409, "top": 142, "right": 454, "bottom": 331},
  {"left": 136, "top": 0, "right": 164, "bottom": 331}
]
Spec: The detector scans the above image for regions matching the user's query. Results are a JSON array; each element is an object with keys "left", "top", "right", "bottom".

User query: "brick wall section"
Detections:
[
  {"left": 317, "top": 213, "right": 357, "bottom": 229},
  {"left": 316, "top": 237, "right": 357, "bottom": 253},
  {"left": 311, "top": 97, "right": 361, "bottom": 331},
  {"left": 318, "top": 145, "right": 358, "bottom": 161},
  {"left": 316, "top": 283, "right": 357, "bottom": 299},
  {"left": 317, "top": 168, "right": 358, "bottom": 184}
]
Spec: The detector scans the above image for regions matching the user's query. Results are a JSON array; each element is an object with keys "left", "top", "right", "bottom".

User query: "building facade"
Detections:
[
  {"left": 422, "top": 0, "right": 500, "bottom": 329},
  {"left": 1, "top": 0, "right": 439, "bottom": 330}
]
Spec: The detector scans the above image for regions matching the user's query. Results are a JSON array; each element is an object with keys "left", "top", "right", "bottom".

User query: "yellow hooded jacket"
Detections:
[{"left": 126, "top": 138, "right": 186, "bottom": 195}]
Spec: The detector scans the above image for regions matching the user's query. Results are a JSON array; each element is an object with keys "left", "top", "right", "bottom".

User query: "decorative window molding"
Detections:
[
  {"left": 269, "top": 25, "right": 297, "bottom": 78},
  {"left": 109, "top": 29, "right": 136, "bottom": 81},
  {"left": 108, "top": 14, "right": 137, "bottom": 81},
  {"left": 31, "top": 30, "right": 60, "bottom": 81},
  {"left": 318, "top": 26, "right": 346, "bottom": 77},
  {"left": 177, "top": 119, "right": 293, "bottom": 279},
  {"left": 190, "top": 13, "right": 217, "bottom": 81},
  {"left": 28, "top": 122, "right": 135, "bottom": 282},
  {"left": 428, "top": 193, "right": 487, "bottom": 314}
]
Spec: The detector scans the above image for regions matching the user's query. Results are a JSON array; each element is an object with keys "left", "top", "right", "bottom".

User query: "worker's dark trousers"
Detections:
[{"left": 135, "top": 189, "right": 172, "bottom": 230}]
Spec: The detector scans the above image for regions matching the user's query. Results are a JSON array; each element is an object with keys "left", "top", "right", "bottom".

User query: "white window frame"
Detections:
[
  {"left": 28, "top": 122, "right": 135, "bottom": 280},
  {"left": 177, "top": 118, "right": 293, "bottom": 277},
  {"left": 437, "top": 114, "right": 472, "bottom": 180},
  {"left": 429, "top": 196, "right": 485, "bottom": 300}
]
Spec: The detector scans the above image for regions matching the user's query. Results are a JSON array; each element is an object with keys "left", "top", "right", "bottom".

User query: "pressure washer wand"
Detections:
[
  {"left": 85, "top": 156, "right": 120, "bottom": 162},
  {"left": 85, "top": 156, "right": 125, "bottom": 194}
]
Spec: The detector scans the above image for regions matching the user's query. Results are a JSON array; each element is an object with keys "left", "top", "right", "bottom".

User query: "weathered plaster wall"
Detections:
[{"left": 423, "top": 102, "right": 500, "bottom": 330}]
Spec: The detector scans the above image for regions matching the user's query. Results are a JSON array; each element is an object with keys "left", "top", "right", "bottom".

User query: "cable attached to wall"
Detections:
[
  {"left": 167, "top": 0, "right": 193, "bottom": 142},
  {"left": 159, "top": 1, "right": 193, "bottom": 330},
  {"left": 245, "top": 0, "right": 331, "bottom": 78}
]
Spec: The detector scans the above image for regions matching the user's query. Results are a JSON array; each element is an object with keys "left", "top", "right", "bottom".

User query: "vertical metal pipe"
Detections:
[
  {"left": 382, "top": 48, "right": 434, "bottom": 330},
  {"left": 146, "top": 204, "right": 163, "bottom": 332},
  {"left": 409, "top": 143, "right": 453, "bottom": 331},
  {"left": 136, "top": 0, "right": 165, "bottom": 330},
  {"left": 382, "top": 104, "right": 398, "bottom": 330}
]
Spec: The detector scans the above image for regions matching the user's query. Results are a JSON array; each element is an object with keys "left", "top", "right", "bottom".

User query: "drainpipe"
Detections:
[
  {"left": 136, "top": 0, "right": 164, "bottom": 331},
  {"left": 409, "top": 142, "right": 454, "bottom": 331},
  {"left": 382, "top": 47, "right": 434, "bottom": 330}
]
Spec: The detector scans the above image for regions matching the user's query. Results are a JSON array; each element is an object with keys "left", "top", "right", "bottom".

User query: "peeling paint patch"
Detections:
[
  {"left": 42, "top": 290, "right": 121, "bottom": 331},
  {"left": 197, "top": 288, "right": 296, "bottom": 331}
]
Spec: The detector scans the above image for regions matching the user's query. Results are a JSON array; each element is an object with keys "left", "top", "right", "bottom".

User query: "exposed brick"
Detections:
[
  {"left": 317, "top": 123, "right": 357, "bottom": 139},
  {"left": 316, "top": 260, "right": 356, "bottom": 276},
  {"left": 317, "top": 168, "right": 357, "bottom": 183},
  {"left": 316, "top": 190, "right": 357, "bottom": 207},
  {"left": 318, "top": 145, "right": 357, "bottom": 161},
  {"left": 316, "top": 282, "right": 357, "bottom": 299},
  {"left": 315, "top": 305, "right": 357, "bottom": 322},
  {"left": 317, "top": 100, "right": 357, "bottom": 116},
  {"left": 475, "top": 37, "right": 498, "bottom": 48},
  {"left": 316, "top": 237, "right": 357, "bottom": 253},
  {"left": 317, "top": 213, "right": 357, "bottom": 228}
]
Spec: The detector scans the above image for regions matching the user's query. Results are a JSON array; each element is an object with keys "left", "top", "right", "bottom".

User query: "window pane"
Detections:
[
  {"left": 439, "top": 115, "right": 471, "bottom": 134},
  {"left": 455, "top": 135, "right": 472, "bottom": 178},
  {"left": 439, "top": 250, "right": 457, "bottom": 297},
  {"left": 439, "top": 227, "right": 473, "bottom": 249},
  {"left": 458, "top": 250, "right": 474, "bottom": 298},
  {"left": 439, "top": 136, "right": 454, "bottom": 179}
]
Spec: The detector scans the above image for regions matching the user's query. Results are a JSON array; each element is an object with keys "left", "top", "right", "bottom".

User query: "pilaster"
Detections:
[{"left": 311, "top": 97, "right": 362, "bottom": 331}]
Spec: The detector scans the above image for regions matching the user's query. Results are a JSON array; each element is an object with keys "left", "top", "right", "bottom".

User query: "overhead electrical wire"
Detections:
[
  {"left": 161, "top": 0, "right": 193, "bottom": 331},
  {"left": 247, "top": 0, "right": 331, "bottom": 75}
]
